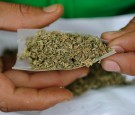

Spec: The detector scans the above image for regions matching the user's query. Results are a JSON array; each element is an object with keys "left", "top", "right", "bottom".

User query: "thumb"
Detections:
[
  {"left": 101, "top": 17, "right": 135, "bottom": 76},
  {"left": 101, "top": 52, "right": 135, "bottom": 76},
  {"left": 0, "top": 2, "right": 63, "bottom": 31}
]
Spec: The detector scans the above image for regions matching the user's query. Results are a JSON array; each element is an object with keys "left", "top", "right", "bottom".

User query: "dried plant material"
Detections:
[
  {"left": 67, "top": 63, "right": 127, "bottom": 96},
  {"left": 18, "top": 29, "right": 115, "bottom": 70},
  {"left": 2, "top": 49, "right": 17, "bottom": 72}
]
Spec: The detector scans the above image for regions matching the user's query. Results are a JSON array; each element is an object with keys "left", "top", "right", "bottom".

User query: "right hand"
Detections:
[
  {"left": 101, "top": 16, "right": 135, "bottom": 76},
  {"left": 0, "top": 2, "right": 89, "bottom": 112}
]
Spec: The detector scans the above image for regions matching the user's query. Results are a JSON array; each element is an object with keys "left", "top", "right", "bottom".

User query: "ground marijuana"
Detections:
[
  {"left": 67, "top": 63, "right": 132, "bottom": 96},
  {"left": 19, "top": 30, "right": 112, "bottom": 70}
]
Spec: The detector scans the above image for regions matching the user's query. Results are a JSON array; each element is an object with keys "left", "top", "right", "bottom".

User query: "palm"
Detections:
[{"left": 1, "top": 68, "right": 88, "bottom": 111}]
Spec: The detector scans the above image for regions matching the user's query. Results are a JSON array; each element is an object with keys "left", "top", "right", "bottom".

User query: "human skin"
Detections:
[
  {"left": 1, "top": 1, "right": 135, "bottom": 112},
  {"left": 101, "top": 16, "right": 135, "bottom": 76},
  {"left": 0, "top": 2, "right": 89, "bottom": 112}
]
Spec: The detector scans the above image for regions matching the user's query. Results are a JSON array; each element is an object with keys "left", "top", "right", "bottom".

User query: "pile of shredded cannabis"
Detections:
[
  {"left": 20, "top": 30, "right": 112, "bottom": 70},
  {"left": 67, "top": 63, "right": 134, "bottom": 96}
]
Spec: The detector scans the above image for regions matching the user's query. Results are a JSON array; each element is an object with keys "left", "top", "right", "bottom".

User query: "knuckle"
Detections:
[
  {"left": 0, "top": 101, "right": 8, "bottom": 112},
  {"left": 19, "top": 4, "right": 31, "bottom": 16},
  {"left": 101, "top": 32, "right": 109, "bottom": 39},
  {"left": 10, "top": 3, "right": 31, "bottom": 16},
  {"left": 10, "top": 3, "right": 18, "bottom": 10},
  {"left": 55, "top": 71, "right": 66, "bottom": 86}
]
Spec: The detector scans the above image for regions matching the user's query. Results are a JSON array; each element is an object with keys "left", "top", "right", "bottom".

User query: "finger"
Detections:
[
  {"left": 1, "top": 88, "right": 72, "bottom": 112},
  {"left": 101, "top": 52, "right": 135, "bottom": 76},
  {"left": 4, "top": 67, "right": 89, "bottom": 88},
  {"left": 108, "top": 31, "right": 135, "bottom": 52},
  {"left": 101, "top": 16, "right": 135, "bottom": 42},
  {"left": 101, "top": 30, "right": 127, "bottom": 42},
  {"left": 0, "top": 73, "right": 72, "bottom": 112},
  {"left": 0, "top": 2, "right": 63, "bottom": 31},
  {"left": 6, "top": 87, "right": 72, "bottom": 112}
]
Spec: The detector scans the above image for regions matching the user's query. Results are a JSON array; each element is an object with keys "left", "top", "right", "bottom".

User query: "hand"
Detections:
[
  {"left": 0, "top": 2, "right": 89, "bottom": 112},
  {"left": 101, "top": 16, "right": 135, "bottom": 76}
]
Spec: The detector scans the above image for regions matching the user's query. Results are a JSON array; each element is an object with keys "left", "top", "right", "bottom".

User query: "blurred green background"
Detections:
[{"left": 1, "top": 0, "right": 135, "bottom": 18}]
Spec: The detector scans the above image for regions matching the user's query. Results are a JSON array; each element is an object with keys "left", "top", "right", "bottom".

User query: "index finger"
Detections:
[
  {"left": 4, "top": 67, "right": 89, "bottom": 88},
  {"left": 108, "top": 31, "right": 135, "bottom": 52}
]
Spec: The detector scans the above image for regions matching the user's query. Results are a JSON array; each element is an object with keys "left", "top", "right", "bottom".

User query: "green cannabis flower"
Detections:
[
  {"left": 67, "top": 63, "right": 127, "bottom": 96},
  {"left": 19, "top": 30, "right": 112, "bottom": 70}
]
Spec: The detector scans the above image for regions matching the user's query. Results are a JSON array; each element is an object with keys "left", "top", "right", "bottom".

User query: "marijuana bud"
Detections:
[{"left": 19, "top": 30, "right": 114, "bottom": 70}]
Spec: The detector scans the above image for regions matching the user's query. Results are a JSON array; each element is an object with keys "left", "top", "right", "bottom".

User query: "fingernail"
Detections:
[
  {"left": 79, "top": 73, "right": 88, "bottom": 78},
  {"left": 43, "top": 4, "right": 58, "bottom": 13},
  {"left": 79, "top": 69, "right": 89, "bottom": 78},
  {"left": 111, "top": 46, "right": 124, "bottom": 53},
  {"left": 102, "top": 31, "right": 118, "bottom": 38},
  {"left": 0, "top": 101, "right": 8, "bottom": 112},
  {"left": 100, "top": 38, "right": 109, "bottom": 44},
  {"left": 62, "top": 89, "right": 73, "bottom": 101},
  {"left": 102, "top": 60, "right": 120, "bottom": 72},
  {"left": 101, "top": 31, "right": 118, "bottom": 41}
]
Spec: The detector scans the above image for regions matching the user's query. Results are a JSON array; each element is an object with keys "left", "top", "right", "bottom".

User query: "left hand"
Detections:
[
  {"left": 101, "top": 16, "right": 135, "bottom": 76},
  {"left": 0, "top": 2, "right": 89, "bottom": 112}
]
